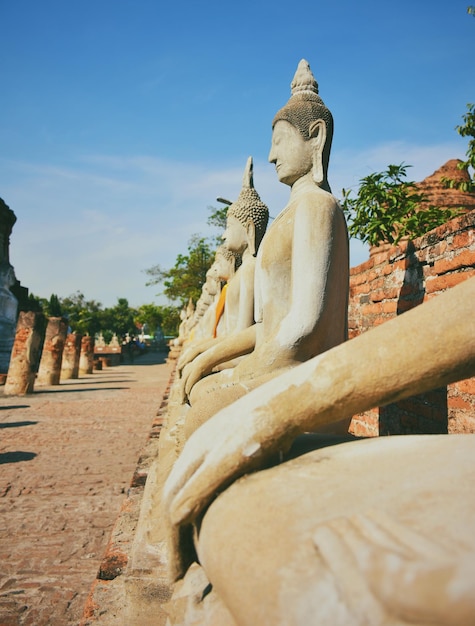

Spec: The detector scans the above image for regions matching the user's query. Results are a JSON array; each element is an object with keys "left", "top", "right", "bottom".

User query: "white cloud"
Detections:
[{"left": 0, "top": 139, "right": 461, "bottom": 307}]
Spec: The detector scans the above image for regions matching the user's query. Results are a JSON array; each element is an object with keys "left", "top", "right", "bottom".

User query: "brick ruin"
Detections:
[{"left": 349, "top": 161, "right": 475, "bottom": 436}]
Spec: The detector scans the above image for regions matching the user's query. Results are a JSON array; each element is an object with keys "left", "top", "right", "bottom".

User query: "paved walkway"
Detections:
[{"left": 0, "top": 351, "right": 173, "bottom": 626}]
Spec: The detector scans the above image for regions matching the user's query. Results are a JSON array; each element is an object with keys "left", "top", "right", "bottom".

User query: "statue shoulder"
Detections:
[{"left": 293, "top": 187, "right": 343, "bottom": 221}]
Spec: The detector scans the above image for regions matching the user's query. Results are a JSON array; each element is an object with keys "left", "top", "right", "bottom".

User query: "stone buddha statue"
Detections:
[
  {"left": 178, "top": 156, "right": 269, "bottom": 376},
  {"left": 186, "top": 246, "right": 237, "bottom": 343},
  {"left": 179, "top": 59, "right": 349, "bottom": 439},
  {"left": 163, "top": 273, "right": 475, "bottom": 626}
]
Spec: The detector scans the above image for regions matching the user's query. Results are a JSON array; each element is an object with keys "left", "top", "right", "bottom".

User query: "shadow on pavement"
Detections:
[
  {"left": 0, "top": 405, "right": 31, "bottom": 411},
  {"left": 0, "top": 420, "right": 38, "bottom": 429},
  {"left": 0, "top": 451, "right": 37, "bottom": 464},
  {"left": 34, "top": 386, "right": 130, "bottom": 395}
]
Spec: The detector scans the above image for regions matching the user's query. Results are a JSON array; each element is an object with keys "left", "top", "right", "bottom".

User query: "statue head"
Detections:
[
  {"left": 213, "top": 244, "right": 241, "bottom": 282},
  {"left": 204, "top": 266, "right": 220, "bottom": 297},
  {"left": 270, "top": 59, "right": 333, "bottom": 191},
  {"left": 225, "top": 157, "right": 269, "bottom": 256}
]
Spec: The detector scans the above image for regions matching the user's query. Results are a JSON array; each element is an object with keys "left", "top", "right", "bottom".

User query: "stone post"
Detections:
[
  {"left": 37, "top": 316, "right": 69, "bottom": 385},
  {"left": 79, "top": 335, "right": 95, "bottom": 375},
  {"left": 61, "top": 332, "right": 82, "bottom": 380},
  {"left": 4, "top": 311, "right": 45, "bottom": 395}
]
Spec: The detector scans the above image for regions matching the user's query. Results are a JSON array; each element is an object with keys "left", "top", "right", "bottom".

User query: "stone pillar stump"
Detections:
[
  {"left": 4, "top": 311, "right": 45, "bottom": 395},
  {"left": 61, "top": 332, "right": 82, "bottom": 380},
  {"left": 37, "top": 316, "right": 69, "bottom": 385},
  {"left": 79, "top": 335, "right": 95, "bottom": 375}
]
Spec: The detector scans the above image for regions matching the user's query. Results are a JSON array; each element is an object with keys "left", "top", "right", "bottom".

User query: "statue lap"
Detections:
[{"left": 195, "top": 434, "right": 475, "bottom": 625}]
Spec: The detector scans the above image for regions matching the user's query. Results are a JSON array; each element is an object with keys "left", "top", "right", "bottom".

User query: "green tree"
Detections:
[
  {"left": 157, "top": 305, "right": 182, "bottom": 337},
  {"left": 145, "top": 235, "right": 215, "bottom": 304},
  {"left": 207, "top": 203, "right": 229, "bottom": 245},
  {"left": 207, "top": 203, "right": 229, "bottom": 230},
  {"left": 342, "top": 164, "right": 461, "bottom": 246},
  {"left": 46, "top": 294, "right": 62, "bottom": 317},
  {"left": 60, "top": 291, "right": 102, "bottom": 335},
  {"left": 101, "top": 298, "right": 138, "bottom": 339},
  {"left": 135, "top": 303, "right": 163, "bottom": 336}
]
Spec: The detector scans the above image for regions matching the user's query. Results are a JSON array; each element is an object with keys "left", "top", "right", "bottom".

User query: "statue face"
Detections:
[
  {"left": 269, "top": 120, "right": 313, "bottom": 186},
  {"left": 214, "top": 253, "right": 233, "bottom": 282},
  {"left": 222, "top": 216, "right": 248, "bottom": 254},
  {"left": 205, "top": 269, "right": 219, "bottom": 296}
]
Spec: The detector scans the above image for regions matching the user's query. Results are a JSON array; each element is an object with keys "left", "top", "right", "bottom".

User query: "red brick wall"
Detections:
[{"left": 348, "top": 209, "right": 475, "bottom": 437}]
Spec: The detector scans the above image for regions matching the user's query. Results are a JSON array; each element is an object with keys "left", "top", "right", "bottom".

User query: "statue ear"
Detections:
[
  {"left": 309, "top": 120, "right": 326, "bottom": 186},
  {"left": 246, "top": 221, "right": 256, "bottom": 256}
]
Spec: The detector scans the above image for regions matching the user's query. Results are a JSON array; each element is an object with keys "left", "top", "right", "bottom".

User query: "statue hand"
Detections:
[
  {"left": 182, "top": 353, "right": 210, "bottom": 398},
  {"left": 162, "top": 387, "right": 299, "bottom": 529},
  {"left": 177, "top": 345, "right": 201, "bottom": 375}
]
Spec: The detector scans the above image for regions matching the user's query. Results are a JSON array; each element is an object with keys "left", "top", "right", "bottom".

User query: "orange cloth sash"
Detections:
[{"left": 213, "top": 283, "right": 228, "bottom": 338}]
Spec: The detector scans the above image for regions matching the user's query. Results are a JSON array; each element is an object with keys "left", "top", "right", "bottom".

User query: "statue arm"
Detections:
[
  {"left": 276, "top": 197, "right": 346, "bottom": 350},
  {"left": 177, "top": 337, "right": 219, "bottom": 374},
  {"left": 163, "top": 277, "right": 475, "bottom": 579},
  {"left": 181, "top": 324, "right": 257, "bottom": 398},
  {"left": 235, "top": 260, "right": 256, "bottom": 331}
]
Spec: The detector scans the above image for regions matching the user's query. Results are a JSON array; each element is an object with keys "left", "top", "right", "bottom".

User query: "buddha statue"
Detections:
[
  {"left": 163, "top": 275, "right": 475, "bottom": 624},
  {"left": 185, "top": 246, "right": 237, "bottom": 343},
  {"left": 179, "top": 59, "right": 349, "bottom": 439},
  {"left": 178, "top": 156, "right": 269, "bottom": 375}
]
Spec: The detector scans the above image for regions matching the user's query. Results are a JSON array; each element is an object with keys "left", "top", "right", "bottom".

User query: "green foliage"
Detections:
[
  {"left": 145, "top": 235, "right": 215, "bottom": 305},
  {"left": 101, "top": 298, "right": 138, "bottom": 338},
  {"left": 24, "top": 293, "right": 44, "bottom": 313},
  {"left": 46, "top": 294, "right": 62, "bottom": 317},
  {"left": 342, "top": 164, "right": 461, "bottom": 247},
  {"left": 442, "top": 103, "right": 475, "bottom": 193},
  {"left": 60, "top": 291, "right": 103, "bottom": 336},
  {"left": 135, "top": 303, "right": 163, "bottom": 334},
  {"left": 157, "top": 305, "right": 182, "bottom": 336},
  {"left": 207, "top": 204, "right": 228, "bottom": 231},
  {"left": 468, "top": 6, "right": 475, "bottom": 16},
  {"left": 207, "top": 203, "right": 229, "bottom": 245}
]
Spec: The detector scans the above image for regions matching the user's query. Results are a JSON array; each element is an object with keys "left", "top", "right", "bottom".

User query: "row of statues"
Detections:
[{"left": 131, "top": 60, "right": 475, "bottom": 625}]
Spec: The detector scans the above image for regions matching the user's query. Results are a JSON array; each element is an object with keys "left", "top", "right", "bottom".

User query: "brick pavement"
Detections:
[{"left": 0, "top": 350, "right": 173, "bottom": 626}]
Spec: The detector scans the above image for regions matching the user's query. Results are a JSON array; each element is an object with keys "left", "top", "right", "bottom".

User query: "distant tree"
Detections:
[
  {"left": 46, "top": 294, "right": 62, "bottom": 317},
  {"left": 145, "top": 235, "right": 215, "bottom": 305},
  {"left": 101, "top": 298, "right": 138, "bottom": 339},
  {"left": 157, "top": 305, "right": 182, "bottom": 337},
  {"left": 206, "top": 203, "right": 229, "bottom": 246},
  {"left": 60, "top": 291, "right": 102, "bottom": 336},
  {"left": 342, "top": 164, "right": 461, "bottom": 246},
  {"left": 135, "top": 303, "right": 163, "bottom": 336},
  {"left": 24, "top": 293, "right": 44, "bottom": 313},
  {"left": 207, "top": 204, "right": 229, "bottom": 230},
  {"left": 468, "top": 6, "right": 475, "bottom": 16}
]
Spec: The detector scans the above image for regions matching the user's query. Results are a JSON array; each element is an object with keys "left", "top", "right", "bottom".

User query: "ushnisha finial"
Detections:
[
  {"left": 242, "top": 155, "right": 254, "bottom": 189},
  {"left": 290, "top": 59, "right": 319, "bottom": 96},
  {"left": 225, "top": 157, "right": 269, "bottom": 255},
  {"left": 228, "top": 157, "right": 269, "bottom": 230}
]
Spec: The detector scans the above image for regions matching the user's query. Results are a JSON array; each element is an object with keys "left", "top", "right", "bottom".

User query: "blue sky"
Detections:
[{"left": 1, "top": 0, "right": 473, "bottom": 307}]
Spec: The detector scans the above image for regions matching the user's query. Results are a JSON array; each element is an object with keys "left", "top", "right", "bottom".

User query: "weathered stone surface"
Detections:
[
  {"left": 416, "top": 158, "right": 475, "bottom": 212},
  {"left": 79, "top": 335, "right": 95, "bottom": 375},
  {"left": 61, "top": 332, "right": 82, "bottom": 380},
  {"left": 4, "top": 311, "right": 45, "bottom": 395},
  {"left": 37, "top": 316, "right": 69, "bottom": 385}
]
